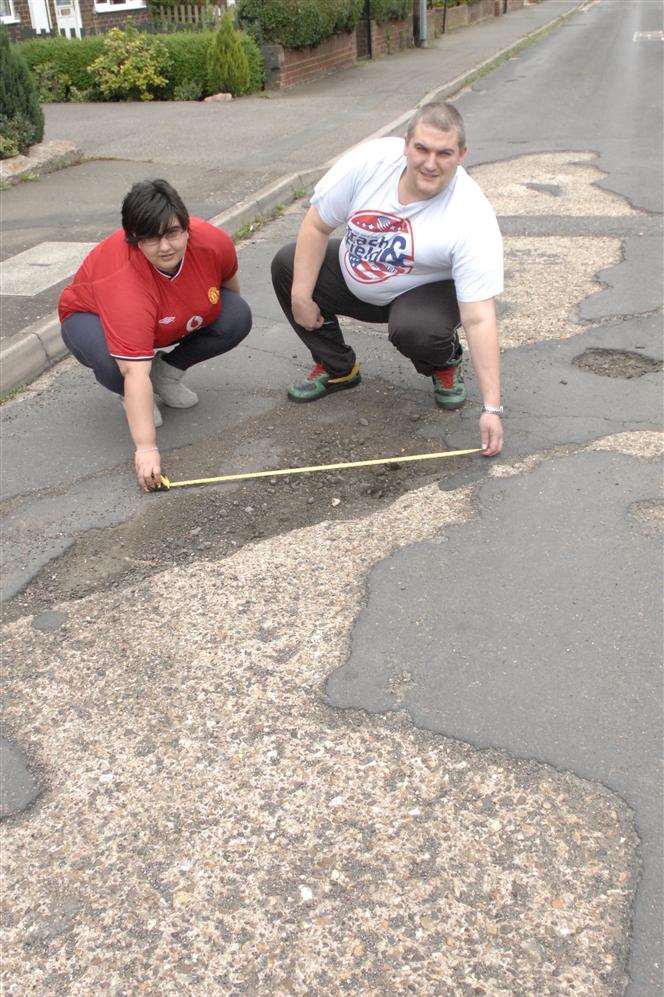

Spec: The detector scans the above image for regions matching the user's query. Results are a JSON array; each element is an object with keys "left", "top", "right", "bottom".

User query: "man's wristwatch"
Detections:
[{"left": 481, "top": 404, "right": 504, "bottom": 417}]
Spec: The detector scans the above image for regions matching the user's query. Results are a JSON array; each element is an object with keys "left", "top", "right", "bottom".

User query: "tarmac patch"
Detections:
[
  {"left": 498, "top": 236, "right": 621, "bottom": 348},
  {"left": 1, "top": 432, "right": 657, "bottom": 994},
  {"left": 470, "top": 151, "right": 642, "bottom": 217},
  {"left": 573, "top": 347, "right": 663, "bottom": 379}
]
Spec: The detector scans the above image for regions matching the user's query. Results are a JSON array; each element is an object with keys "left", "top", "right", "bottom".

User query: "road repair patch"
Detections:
[{"left": 2, "top": 431, "right": 659, "bottom": 994}]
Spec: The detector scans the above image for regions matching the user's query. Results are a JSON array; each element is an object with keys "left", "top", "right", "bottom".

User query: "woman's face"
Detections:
[{"left": 137, "top": 215, "right": 189, "bottom": 274}]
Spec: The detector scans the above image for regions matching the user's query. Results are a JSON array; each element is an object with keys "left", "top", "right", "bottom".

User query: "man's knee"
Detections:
[
  {"left": 388, "top": 320, "right": 427, "bottom": 356},
  {"left": 271, "top": 242, "right": 296, "bottom": 290}
]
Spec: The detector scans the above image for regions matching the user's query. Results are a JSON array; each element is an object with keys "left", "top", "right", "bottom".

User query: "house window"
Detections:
[
  {"left": 0, "top": 0, "right": 19, "bottom": 22},
  {"left": 93, "top": 0, "right": 146, "bottom": 10}
]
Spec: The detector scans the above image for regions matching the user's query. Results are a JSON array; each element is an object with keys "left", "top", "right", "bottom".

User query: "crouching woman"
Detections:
[{"left": 58, "top": 179, "right": 252, "bottom": 490}]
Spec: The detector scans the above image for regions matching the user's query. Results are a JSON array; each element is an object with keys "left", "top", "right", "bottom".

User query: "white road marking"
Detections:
[
  {"left": 0, "top": 242, "right": 96, "bottom": 297},
  {"left": 632, "top": 31, "right": 664, "bottom": 42}
]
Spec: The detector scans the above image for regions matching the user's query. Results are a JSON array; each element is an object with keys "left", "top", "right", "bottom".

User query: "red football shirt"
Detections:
[{"left": 58, "top": 217, "right": 238, "bottom": 360}]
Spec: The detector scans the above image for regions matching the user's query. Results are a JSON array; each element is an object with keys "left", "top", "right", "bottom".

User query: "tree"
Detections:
[
  {"left": 206, "top": 14, "right": 251, "bottom": 97},
  {"left": 0, "top": 25, "right": 45, "bottom": 159}
]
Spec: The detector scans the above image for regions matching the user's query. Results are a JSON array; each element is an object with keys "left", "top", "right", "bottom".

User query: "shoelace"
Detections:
[{"left": 307, "top": 363, "right": 327, "bottom": 380}]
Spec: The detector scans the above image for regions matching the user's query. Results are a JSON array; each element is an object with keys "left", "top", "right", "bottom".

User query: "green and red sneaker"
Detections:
[
  {"left": 432, "top": 358, "right": 467, "bottom": 410},
  {"left": 287, "top": 361, "right": 361, "bottom": 403}
]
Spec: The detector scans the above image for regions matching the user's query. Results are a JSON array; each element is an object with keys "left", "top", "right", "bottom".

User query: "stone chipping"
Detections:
[{"left": 2, "top": 432, "right": 658, "bottom": 995}]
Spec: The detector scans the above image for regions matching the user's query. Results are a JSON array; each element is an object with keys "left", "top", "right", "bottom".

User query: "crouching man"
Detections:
[{"left": 271, "top": 101, "right": 504, "bottom": 456}]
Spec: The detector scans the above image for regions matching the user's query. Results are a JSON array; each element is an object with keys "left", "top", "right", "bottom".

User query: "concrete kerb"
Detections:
[
  {"left": 0, "top": 0, "right": 587, "bottom": 399},
  {"left": 0, "top": 140, "right": 82, "bottom": 189}
]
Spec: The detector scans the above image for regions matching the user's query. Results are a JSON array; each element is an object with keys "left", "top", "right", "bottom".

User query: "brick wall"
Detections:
[
  {"left": 263, "top": 31, "right": 357, "bottom": 91},
  {"left": 468, "top": 0, "right": 497, "bottom": 23},
  {"left": 370, "top": 15, "right": 414, "bottom": 57},
  {"left": 427, "top": 4, "right": 469, "bottom": 38},
  {"left": 84, "top": 4, "right": 150, "bottom": 33}
]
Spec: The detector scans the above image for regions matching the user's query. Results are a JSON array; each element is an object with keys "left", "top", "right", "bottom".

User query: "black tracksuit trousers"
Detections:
[{"left": 271, "top": 238, "right": 462, "bottom": 378}]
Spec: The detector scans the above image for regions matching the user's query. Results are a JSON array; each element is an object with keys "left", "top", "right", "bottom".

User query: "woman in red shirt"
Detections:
[{"left": 59, "top": 179, "right": 252, "bottom": 491}]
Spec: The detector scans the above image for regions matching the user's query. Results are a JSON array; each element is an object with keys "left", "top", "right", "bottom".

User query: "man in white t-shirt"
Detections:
[{"left": 271, "top": 101, "right": 504, "bottom": 455}]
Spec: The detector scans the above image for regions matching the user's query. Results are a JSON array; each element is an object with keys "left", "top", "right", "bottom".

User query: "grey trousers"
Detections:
[
  {"left": 271, "top": 239, "right": 461, "bottom": 377},
  {"left": 61, "top": 289, "right": 252, "bottom": 395}
]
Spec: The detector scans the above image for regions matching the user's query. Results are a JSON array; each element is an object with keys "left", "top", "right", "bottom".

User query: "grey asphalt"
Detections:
[
  {"left": 0, "top": 0, "right": 583, "bottom": 347},
  {"left": 2, "top": 0, "right": 663, "bottom": 992}
]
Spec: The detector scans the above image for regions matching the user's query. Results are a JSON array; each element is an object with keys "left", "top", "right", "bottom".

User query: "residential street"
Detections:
[{"left": 1, "top": 1, "right": 663, "bottom": 994}]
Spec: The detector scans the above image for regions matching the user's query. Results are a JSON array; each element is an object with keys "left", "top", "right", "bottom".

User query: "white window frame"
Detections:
[
  {"left": 0, "top": 0, "right": 20, "bottom": 24},
  {"left": 93, "top": 0, "right": 146, "bottom": 12}
]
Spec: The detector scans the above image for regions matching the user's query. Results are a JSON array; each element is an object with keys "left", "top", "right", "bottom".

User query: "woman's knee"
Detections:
[{"left": 222, "top": 290, "right": 252, "bottom": 344}]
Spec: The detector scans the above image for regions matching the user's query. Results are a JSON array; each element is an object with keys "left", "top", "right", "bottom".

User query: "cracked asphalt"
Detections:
[{"left": 1, "top": 1, "right": 663, "bottom": 993}]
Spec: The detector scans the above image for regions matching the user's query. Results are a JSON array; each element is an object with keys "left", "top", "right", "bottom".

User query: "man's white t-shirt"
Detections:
[{"left": 311, "top": 137, "right": 503, "bottom": 307}]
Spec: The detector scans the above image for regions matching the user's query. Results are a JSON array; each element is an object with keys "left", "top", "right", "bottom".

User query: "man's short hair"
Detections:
[
  {"left": 122, "top": 179, "right": 189, "bottom": 245},
  {"left": 406, "top": 101, "right": 466, "bottom": 150}
]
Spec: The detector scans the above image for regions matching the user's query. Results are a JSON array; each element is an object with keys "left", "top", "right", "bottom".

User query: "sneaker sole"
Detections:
[
  {"left": 287, "top": 374, "right": 362, "bottom": 404},
  {"left": 433, "top": 392, "right": 467, "bottom": 411}
]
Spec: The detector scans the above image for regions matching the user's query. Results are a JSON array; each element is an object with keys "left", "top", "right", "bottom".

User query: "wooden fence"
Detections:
[{"left": 153, "top": 3, "right": 224, "bottom": 26}]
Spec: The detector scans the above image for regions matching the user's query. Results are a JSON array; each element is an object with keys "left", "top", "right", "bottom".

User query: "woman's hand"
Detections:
[{"left": 134, "top": 448, "right": 161, "bottom": 491}]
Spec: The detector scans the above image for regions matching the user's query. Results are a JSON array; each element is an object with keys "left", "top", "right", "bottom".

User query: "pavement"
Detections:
[{"left": 2, "top": 1, "right": 664, "bottom": 994}]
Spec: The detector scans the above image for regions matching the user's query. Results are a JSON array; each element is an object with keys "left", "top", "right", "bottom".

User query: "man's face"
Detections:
[
  {"left": 403, "top": 123, "right": 467, "bottom": 200},
  {"left": 137, "top": 215, "right": 189, "bottom": 273}
]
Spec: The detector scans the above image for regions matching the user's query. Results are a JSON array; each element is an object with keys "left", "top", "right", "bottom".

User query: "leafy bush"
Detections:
[
  {"left": 237, "top": 0, "right": 363, "bottom": 49},
  {"left": 17, "top": 35, "right": 104, "bottom": 93},
  {"left": 89, "top": 24, "right": 170, "bottom": 101},
  {"left": 0, "top": 26, "right": 44, "bottom": 158},
  {"left": 206, "top": 14, "right": 250, "bottom": 96}
]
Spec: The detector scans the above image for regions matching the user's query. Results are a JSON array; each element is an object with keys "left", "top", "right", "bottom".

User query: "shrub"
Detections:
[
  {"left": 237, "top": 0, "right": 363, "bottom": 49},
  {"left": 160, "top": 30, "right": 213, "bottom": 98},
  {"left": 238, "top": 30, "right": 264, "bottom": 94},
  {"left": 206, "top": 14, "right": 250, "bottom": 96},
  {"left": 371, "top": 0, "right": 410, "bottom": 23},
  {"left": 89, "top": 23, "right": 170, "bottom": 101},
  {"left": 15, "top": 25, "right": 263, "bottom": 104},
  {"left": 18, "top": 36, "right": 104, "bottom": 94},
  {"left": 173, "top": 79, "right": 203, "bottom": 100},
  {"left": 0, "top": 27, "right": 44, "bottom": 158}
]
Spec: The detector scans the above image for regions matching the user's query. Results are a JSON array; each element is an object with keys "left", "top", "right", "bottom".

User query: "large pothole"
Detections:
[{"left": 573, "top": 348, "right": 663, "bottom": 378}]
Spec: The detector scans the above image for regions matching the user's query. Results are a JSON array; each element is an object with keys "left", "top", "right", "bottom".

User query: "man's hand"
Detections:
[
  {"left": 134, "top": 448, "right": 162, "bottom": 492},
  {"left": 480, "top": 412, "right": 503, "bottom": 457},
  {"left": 292, "top": 295, "right": 324, "bottom": 331}
]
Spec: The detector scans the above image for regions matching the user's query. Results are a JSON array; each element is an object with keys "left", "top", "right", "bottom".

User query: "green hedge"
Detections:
[
  {"left": 159, "top": 31, "right": 213, "bottom": 98},
  {"left": 237, "top": 0, "right": 363, "bottom": 49},
  {"left": 16, "top": 27, "right": 264, "bottom": 102},
  {"left": 17, "top": 35, "right": 104, "bottom": 94},
  {"left": 371, "top": 0, "right": 410, "bottom": 23}
]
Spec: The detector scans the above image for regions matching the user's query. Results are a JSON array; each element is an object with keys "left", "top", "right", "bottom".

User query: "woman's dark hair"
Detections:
[{"left": 121, "top": 179, "right": 189, "bottom": 245}]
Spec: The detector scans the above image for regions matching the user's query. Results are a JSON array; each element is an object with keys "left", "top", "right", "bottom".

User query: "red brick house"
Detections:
[{"left": 2, "top": 0, "right": 150, "bottom": 41}]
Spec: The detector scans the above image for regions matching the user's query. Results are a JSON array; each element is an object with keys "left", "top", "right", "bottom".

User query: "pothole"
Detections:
[
  {"left": 573, "top": 348, "right": 663, "bottom": 378},
  {"left": 627, "top": 498, "right": 664, "bottom": 535}
]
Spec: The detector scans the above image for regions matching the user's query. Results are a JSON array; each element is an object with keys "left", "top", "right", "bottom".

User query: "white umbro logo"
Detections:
[{"left": 159, "top": 316, "right": 176, "bottom": 325}]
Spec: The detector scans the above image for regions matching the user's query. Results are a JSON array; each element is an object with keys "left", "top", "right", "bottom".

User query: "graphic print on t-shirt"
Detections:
[{"left": 343, "top": 211, "right": 414, "bottom": 284}]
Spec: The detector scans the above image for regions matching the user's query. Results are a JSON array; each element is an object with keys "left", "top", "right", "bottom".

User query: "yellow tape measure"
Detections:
[{"left": 158, "top": 447, "right": 481, "bottom": 491}]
